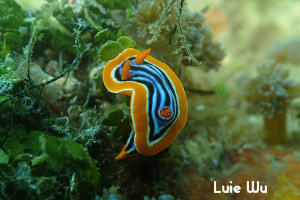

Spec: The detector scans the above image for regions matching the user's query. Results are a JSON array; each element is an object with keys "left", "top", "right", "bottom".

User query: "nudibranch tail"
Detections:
[
  {"left": 116, "top": 130, "right": 137, "bottom": 160},
  {"left": 121, "top": 60, "right": 131, "bottom": 80},
  {"left": 134, "top": 48, "right": 151, "bottom": 64},
  {"left": 103, "top": 48, "right": 188, "bottom": 160},
  {"left": 116, "top": 146, "right": 128, "bottom": 160}
]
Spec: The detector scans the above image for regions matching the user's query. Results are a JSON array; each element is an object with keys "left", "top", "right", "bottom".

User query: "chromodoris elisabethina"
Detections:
[{"left": 103, "top": 48, "right": 187, "bottom": 160}]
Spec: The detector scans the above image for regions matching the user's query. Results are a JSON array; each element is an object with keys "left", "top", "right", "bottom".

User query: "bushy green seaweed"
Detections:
[
  {"left": 97, "top": 0, "right": 132, "bottom": 10},
  {"left": 39, "top": 134, "right": 100, "bottom": 186},
  {"left": 102, "top": 107, "right": 124, "bottom": 126},
  {"left": 0, "top": 149, "right": 9, "bottom": 164},
  {"left": 0, "top": 0, "right": 25, "bottom": 30},
  {"left": 0, "top": 0, "right": 27, "bottom": 57}
]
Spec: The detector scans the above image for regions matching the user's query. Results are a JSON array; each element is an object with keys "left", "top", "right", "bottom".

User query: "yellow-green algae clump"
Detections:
[
  {"left": 99, "top": 36, "right": 136, "bottom": 61},
  {"left": 244, "top": 61, "right": 300, "bottom": 144}
]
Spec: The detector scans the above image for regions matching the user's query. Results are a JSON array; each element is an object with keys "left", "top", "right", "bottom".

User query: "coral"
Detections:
[
  {"left": 185, "top": 128, "right": 246, "bottom": 178},
  {"left": 180, "top": 11, "right": 225, "bottom": 69},
  {"left": 244, "top": 61, "right": 300, "bottom": 144},
  {"left": 121, "top": 0, "right": 225, "bottom": 73},
  {"left": 268, "top": 37, "right": 300, "bottom": 65}
]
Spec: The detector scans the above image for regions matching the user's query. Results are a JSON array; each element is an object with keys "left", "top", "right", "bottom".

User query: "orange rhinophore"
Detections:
[
  {"left": 134, "top": 48, "right": 151, "bottom": 64},
  {"left": 121, "top": 60, "right": 131, "bottom": 80}
]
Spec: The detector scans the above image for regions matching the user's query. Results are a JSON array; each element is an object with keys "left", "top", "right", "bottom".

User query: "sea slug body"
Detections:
[{"left": 103, "top": 48, "right": 188, "bottom": 160}]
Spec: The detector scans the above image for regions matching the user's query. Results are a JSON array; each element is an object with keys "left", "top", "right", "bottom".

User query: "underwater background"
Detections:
[{"left": 1, "top": 0, "right": 300, "bottom": 199}]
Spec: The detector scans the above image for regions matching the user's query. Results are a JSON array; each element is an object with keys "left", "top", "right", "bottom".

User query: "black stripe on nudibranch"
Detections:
[
  {"left": 125, "top": 130, "right": 137, "bottom": 154},
  {"left": 114, "top": 57, "right": 180, "bottom": 145}
]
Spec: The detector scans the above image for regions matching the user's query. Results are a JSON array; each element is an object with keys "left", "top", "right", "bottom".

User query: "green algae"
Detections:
[
  {"left": 40, "top": 134, "right": 100, "bottom": 186},
  {"left": 3, "top": 137, "right": 24, "bottom": 158},
  {"left": 0, "top": 0, "right": 24, "bottom": 30},
  {"left": 117, "top": 36, "right": 136, "bottom": 49},
  {"left": 10, "top": 124, "right": 27, "bottom": 141},
  {"left": 0, "top": 0, "right": 27, "bottom": 57},
  {"left": 23, "top": 130, "right": 44, "bottom": 154},
  {"left": 102, "top": 107, "right": 124, "bottom": 126},
  {"left": 99, "top": 40, "right": 123, "bottom": 61},
  {"left": 31, "top": 153, "right": 47, "bottom": 166},
  {"left": 36, "top": 176, "right": 64, "bottom": 200},
  {"left": 1, "top": 125, "right": 44, "bottom": 159},
  {"left": 95, "top": 29, "right": 116, "bottom": 43},
  {"left": 0, "top": 149, "right": 9, "bottom": 164}
]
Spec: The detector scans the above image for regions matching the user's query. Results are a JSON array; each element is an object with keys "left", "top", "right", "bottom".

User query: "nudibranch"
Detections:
[{"left": 103, "top": 48, "right": 187, "bottom": 160}]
